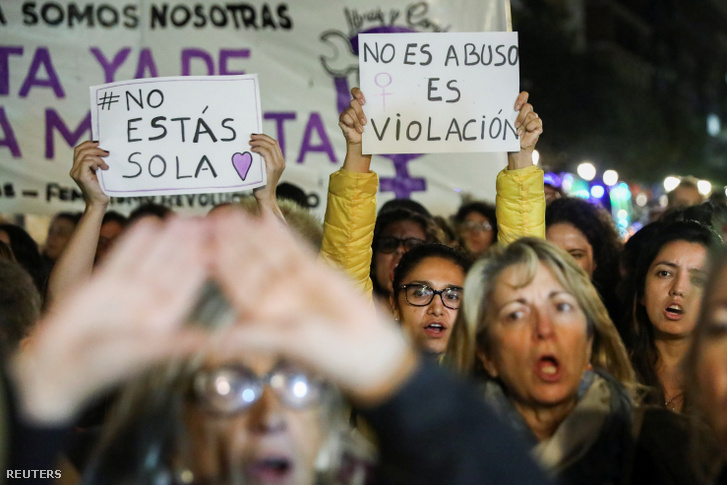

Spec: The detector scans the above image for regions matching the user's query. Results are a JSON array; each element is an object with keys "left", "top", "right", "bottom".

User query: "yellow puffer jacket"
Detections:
[
  {"left": 495, "top": 164, "right": 546, "bottom": 245},
  {"left": 320, "top": 169, "right": 378, "bottom": 300},
  {"left": 320, "top": 165, "right": 545, "bottom": 300}
]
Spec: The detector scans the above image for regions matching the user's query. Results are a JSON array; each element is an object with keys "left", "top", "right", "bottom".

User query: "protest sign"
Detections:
[
  {"left": 90, "top": 75, "right": 265, "bottom": 197},
  {"left": 359, "top": 32, "right": 519, "bottom": 154}
]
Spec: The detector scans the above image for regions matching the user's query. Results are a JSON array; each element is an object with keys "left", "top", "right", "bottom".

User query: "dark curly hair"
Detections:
[{"left": 545, "top": 197, "right": 623, "bottom": 329}]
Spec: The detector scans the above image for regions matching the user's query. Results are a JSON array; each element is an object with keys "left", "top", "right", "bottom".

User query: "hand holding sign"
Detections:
[
  {"left": 337, "top": 88, "right": 373, "bottom": 173},
  {"left": 249, "top": 134, "right": 286, "bottom": 218},
  {"left": 338, "top": 88, "right": 367, "bottom": 144},
  {"left": 507, "top": 91, "right": 543, "bottom": 170},
  {"left": 90, "top": 75, "right": 266, "bottom": 197},
  {"left": 71, "top": 140, "right": 110, "bottom": 208}
]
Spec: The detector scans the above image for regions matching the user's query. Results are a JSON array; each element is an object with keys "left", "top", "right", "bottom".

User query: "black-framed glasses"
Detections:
[
  {"left": 460, "top": 221, "right": 492, "bottom": 232},
  {"left": 193, "top": 362, "right": 326, "bottom": 415},
  {"left": 377, "top": 236, "right": 425, "bottom": 254},
  {"left": 398, "top": 284, "right": 463, "bottom": 310}
]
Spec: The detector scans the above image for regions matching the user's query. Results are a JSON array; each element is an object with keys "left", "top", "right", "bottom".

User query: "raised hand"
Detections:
[
  {"left": 338, "top": 87, "right": 367, "bottom": 145},
  {"left": 71, "top": 140, "right": 110, "bottom": 208},
  {"left": 13, "top": 217, "right": 212, "bottom": 424},
  {"left": 507, "top": 91, "right": 544, "bottom": 170},
  {"left": 210, "top": 210, "right": 417, "bottom": 407},
  {"left": 250, "top": 133, "right": 286, "bottom": 219},
  {"left": 338, "top": 88, "right": 372, "bottom": 173}
]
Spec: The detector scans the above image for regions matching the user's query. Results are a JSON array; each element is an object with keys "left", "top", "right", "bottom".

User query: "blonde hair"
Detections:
[
  {"left": 210, "top": 197, "right": 323, "bottom": 251},
  {"left": 445, "top": 237, "right": 637, "bottom": 391}
]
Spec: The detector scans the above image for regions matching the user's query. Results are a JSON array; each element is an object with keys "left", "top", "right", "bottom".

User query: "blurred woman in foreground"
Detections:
[{"left": 42, "top": 211, "right": 546, "bottom": 485}]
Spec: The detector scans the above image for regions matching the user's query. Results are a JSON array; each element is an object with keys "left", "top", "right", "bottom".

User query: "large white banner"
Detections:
[{"left": 0, "top": 0, "right": 511, "bottom": 217}]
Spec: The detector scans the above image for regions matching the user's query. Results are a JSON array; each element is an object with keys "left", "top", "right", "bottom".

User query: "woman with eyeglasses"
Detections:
[
  {"left": 369, "top": 208, "right": 444, "bottom": 309},
  {"left": 452, "top": 201, "right": 498, "bottom": 259},
  {"left": 86, "top": 352, "right": 340, "bottom": 485},
  {"left": 321, "top": 87, "right": 544, "bottom": 315},
  {"left": 390, "top": 243, "right": 471, "bottom": 357}
]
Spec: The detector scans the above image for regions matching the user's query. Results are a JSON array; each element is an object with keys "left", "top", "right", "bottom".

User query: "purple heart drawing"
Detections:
[{"left": 231, "top": 152, "right": 253, "bottom": 181}]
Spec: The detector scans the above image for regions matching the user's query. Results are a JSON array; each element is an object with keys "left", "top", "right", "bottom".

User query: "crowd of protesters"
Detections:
[{"left": 1, "top": 83, "right": 727, "bottom": 485}]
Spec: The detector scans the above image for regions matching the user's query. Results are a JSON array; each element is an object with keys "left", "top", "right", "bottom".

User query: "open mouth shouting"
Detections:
[
  {"left": 535, "top": 355, "right": 561, "bottom": 382},
  {"left": 247, "top": 455, "right": 294, "bottom": 484},
  {"left": 664, "top": 302, "right": 685, "bottom": 320},
  {"left": 423, "top": 321, "right": 448, "bottom": 338}
]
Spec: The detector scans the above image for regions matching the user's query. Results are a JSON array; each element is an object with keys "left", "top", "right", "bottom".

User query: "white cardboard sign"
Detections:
[
  {"left": 90, "top": 75, "right": 265, "bottom": 197},
  {"left": 359, "top": 32, "right": 520, "bottom": 155}
]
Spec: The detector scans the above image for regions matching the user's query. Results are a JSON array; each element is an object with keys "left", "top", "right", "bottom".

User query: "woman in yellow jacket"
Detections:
[{"left": 320, "top": 88, "right": 545, "bottom": 314}]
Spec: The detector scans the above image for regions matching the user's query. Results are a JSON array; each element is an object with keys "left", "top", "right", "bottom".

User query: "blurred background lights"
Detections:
[
  {"left": 602, "top": 169, "right": 619, "bottom": 186},
  {"left": 532, "top": 149, "right": 540, "bottom": 165},
  {"left": 577, "top": 162, "right": 596, "bottom": 181},
  {"left": 561, "top": 173, "right": 574, "bottom": 192},
  {"left": 617, "top": 209, "right": 628, "bottom": 220},
  {"left": 707, "top": 114, "right": 721, "bottom": 137},
  {"left": 698, "top": 180, "right": 712, "bottom": 195},
  {"left": 635, "top": 193, "right": 648, "bottom": 207},
  {"left": 663, "top": 176, "right": 681, "bottom": 192},
  {"left": 659, "top": 194, "right": 668, "bottom": 207},
  {"left": 590, "top": 185, "right": 605, "bottom": 198},
  {"left": 610, "top": 183, "right": 631, "bottom": 201}
]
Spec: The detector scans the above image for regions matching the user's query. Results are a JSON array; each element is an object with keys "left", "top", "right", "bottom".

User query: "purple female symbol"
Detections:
[{"left": 374, "top": 72, "right": 393, "bottom": 109}]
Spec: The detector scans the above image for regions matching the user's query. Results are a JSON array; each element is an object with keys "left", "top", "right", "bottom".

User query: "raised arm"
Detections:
[
  {"left": 46, "top": 141, "right": 110, "bottom": 305},
  {"left": 496, "top": 91, "right": 546, "bottom": 245},
  {"left": 320, "top": 88, "right": 378, "bottom": 300}
]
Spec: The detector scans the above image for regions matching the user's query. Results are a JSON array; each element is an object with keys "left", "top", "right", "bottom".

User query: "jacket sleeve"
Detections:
[
  {"left": 495, "top": 165, "right": 546, "bottom": 245},
  {"left": 359, "top": 362, "right": 551, "bottom": 485},
  {"left": 320, "top": 168, "right": 378, "bottom": 301}
]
